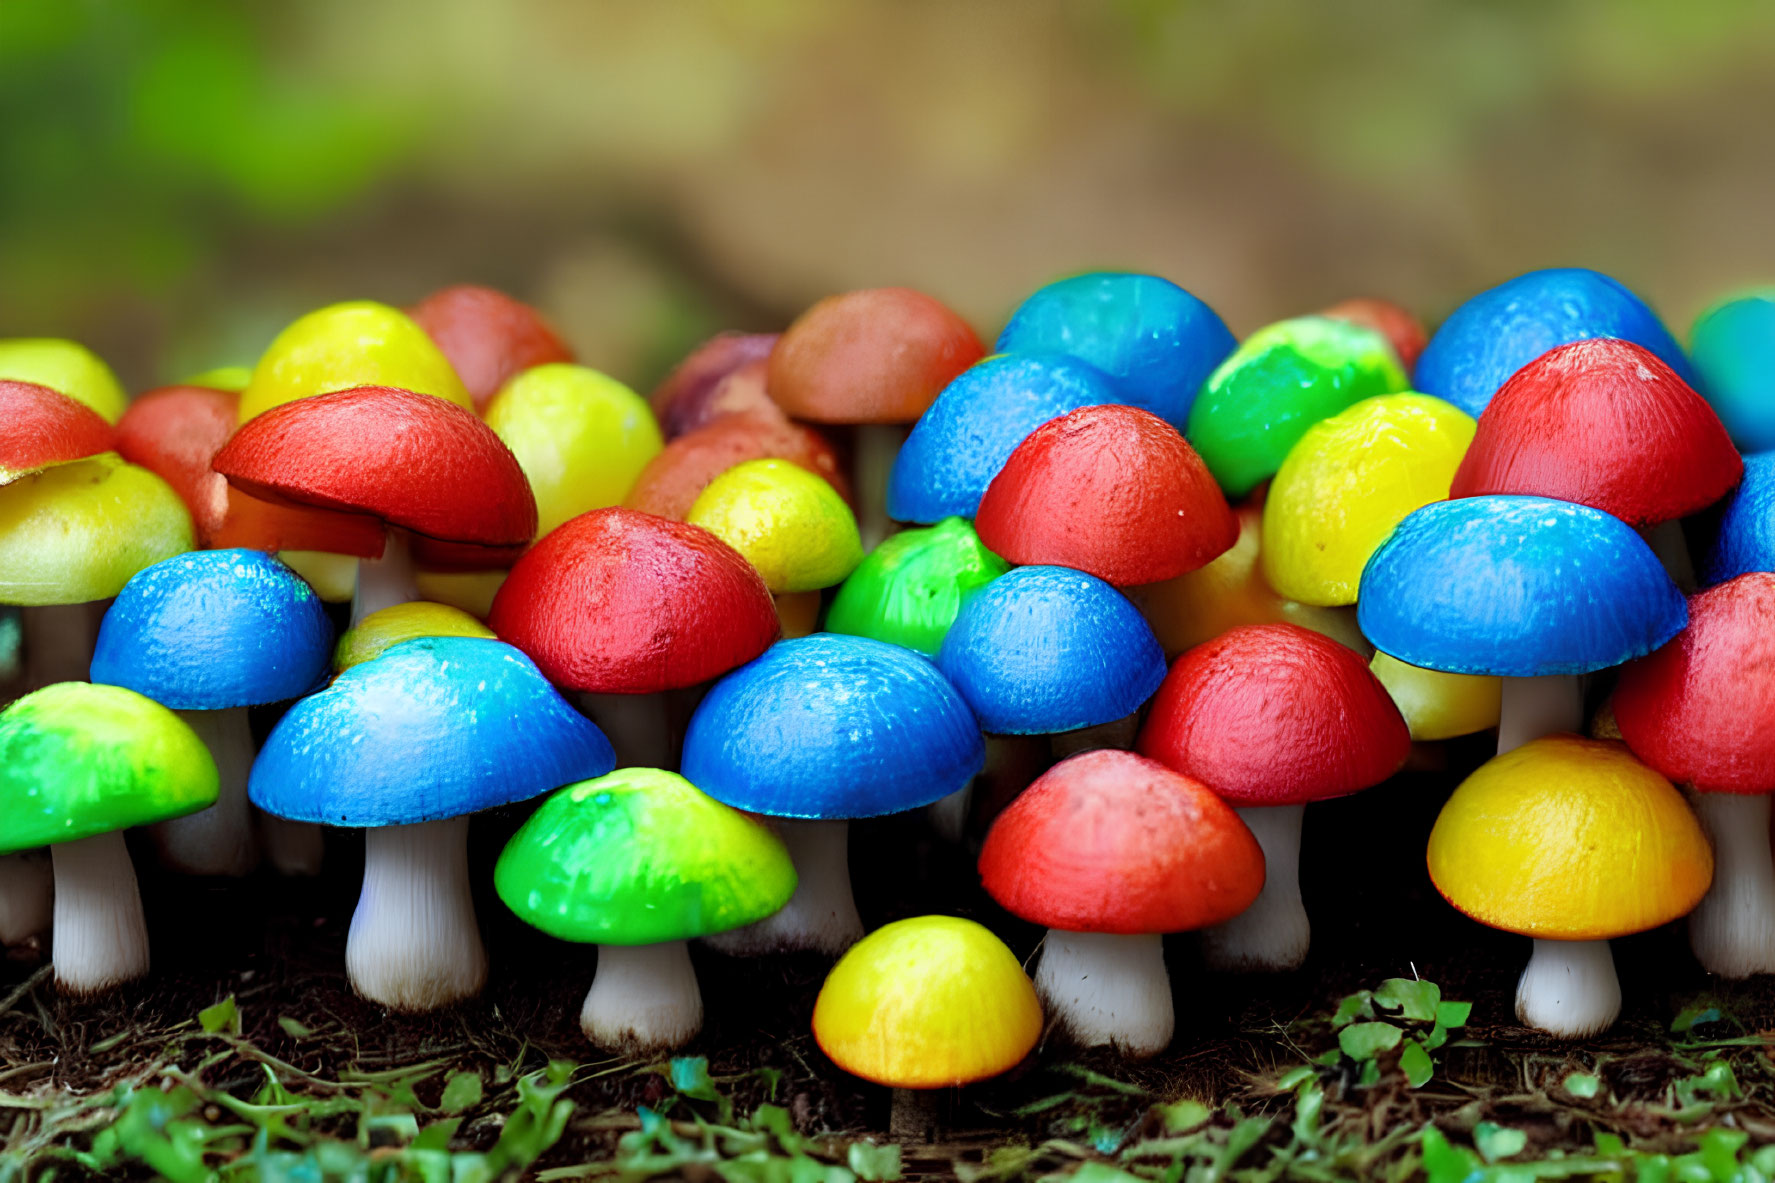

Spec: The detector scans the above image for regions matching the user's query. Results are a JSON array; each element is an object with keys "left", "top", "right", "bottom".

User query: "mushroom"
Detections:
[
  {"left": 408, "top": 283, "right": 574, "bottom": 413},
  {"left": 1690, "top": 289, "right": 1775, "bottom": 453},
  {"left": 239, "top": 300, "right": 473, "bottom": 422},
  {"left": 1704, "top": 451, "right": 1775, "bottom": 585},
  {"left": 827, "top": 517, "right": 1008, "bottom": 657},
  {"left": 978, "top": 750, "right": 1264, "bottom": 1054},
  {"left": 249, "top": 636, "right": 614, "bottom": 1009},
  {"left": 0, "top": 682, "right": 218, "bottom": 993},
  {"left": 0, "top": 338, "right": 128, "bottom": 422},
  {"left": 624, "top": 409, "right": 851, "bottom": 521},
  {"left": 495, "top": 768, "right": 797, "bottom": 1052},
  {"left": 1369, "top": 651, "right": 1501, "bottom": 743},
  {"left": 1136, "top": 624, "right": 1409, "bottom": 971},
  {"left": 1320, "top": 298, "right": 1428, "bottom": 371},
  {"left": 1428, "top": 734, "right": 1712, "bottom": 1037},
  {"left": 335, "top": 601, "right": 494, "bottom": 673},
  {"left": 682, "top": 633, "right": 984, "bottom": 956},
  {"left": 649, "top": 332, "right": 779, "bottom": 439},
  {"left": 0, "top": 380, "right": 115, "bottom": 484}
]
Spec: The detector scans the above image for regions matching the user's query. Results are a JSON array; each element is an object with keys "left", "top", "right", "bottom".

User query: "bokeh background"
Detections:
[{"left": 8, "top": 0, "right": 1775, "bottom": 393}]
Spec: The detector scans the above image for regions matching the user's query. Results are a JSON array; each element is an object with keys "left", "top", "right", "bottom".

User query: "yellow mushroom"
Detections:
[
  {"left": 240, "top": 301, "right": 472, "bottom": 422},
  {"left": 334, "top": 602, "right": 495, "bottom": 674},
  {"left": 1370, "top": 650, "right": 1501, "bottom": 742},
  {"left": 0, "top": 338, "right": 128, "bottom": 423}
]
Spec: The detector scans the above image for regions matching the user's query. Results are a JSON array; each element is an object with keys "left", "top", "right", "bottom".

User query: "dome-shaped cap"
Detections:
[
  {"left": 241, "top": 301, "right": 472, "bottom": 422},
  {"left": 408, "top": 284, "right": 574, "bottom": 413},
  {"left": 1358, "top": 495, "right": 1687, "bottom": 677},
  {"left": 650, "top": 332, "right": 779, "bottom": 439},
  {"left": 1691, "top": 290, "right": 1775, "bottom": 452},
  {"left": 1703, "top": 451, "right": 1775, "bottom": 587},
  {"left": 0, "top": 338, "right": 127, "bottom": 422},
  {"left": 812, "top": 915, "right": 1041, "bottom": 1089},
  {"left": 1369, "top": 651, "right": 1501, "bottom": 743},
  {"left": 494, "top": 768, "right": 796, "bottom": 946},
  {"left": 979, "top": 750, "right": 1264, "bottom": 934},
  {"left": 938, "top": 566, "right": 1165, "bottom": 735},
  {"left": 249, "top": 636, "right": 613, "bottom": 827},
  {"left": 1428, "top": 734, "right": 1711, "bottom": 940},
  {"left": 335, "top": 601, "right": 494, "bottom": 673},
  {"left": 0, "top": 682, "right": 219, "bottom": 853},
  {"left": 0, "top": 381, "right": 115, "bottom": 485},
  {"left": 90, "top": 549, "right": 333, "bottom": 710},
  {"left": 685, "top": 459, "right": 862, "bottom": 594},
  {"left": 826, "top": 517, "right": 1008, "bottom": 657},
  {"left": 1321, "top": 298, "right": 1428, "bottom": 370},
  {"left": 624, "top": 410, "right": 850, "bottom": 521},
  {"left": 682, "top": 633, "right": 984, "bottom": 820},
  {"left": 976, "top": 405, "right": 1236, "bottom": 587},
  {"left": 1138, "top": 624, "right": 1409, "bottom": 807}
]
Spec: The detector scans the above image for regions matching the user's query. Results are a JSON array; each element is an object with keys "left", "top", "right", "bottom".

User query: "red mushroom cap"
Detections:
[
  {"left": 489, "top": 507, "right": 779, "bottom": 693},
  {"left": 1614, "top": 573, "right": 1775, "bottom": 794},
  {"left": 650, "top": 332, "right": 779, "bottom": 438},
  {"left": 0, "top": 380, "right": 115, "bottom": 483},
  {"left": 623, "top": 410, "right": 851, "bottom": 520},
  {"left": 978, "top": 749, "right": 1264, "bottom": 934},
  {"left": 409, "top": 284, "right": 574, "bottom": 413},
  {"left": 1320, "top": 298, "right": 1428, "bottom": 371},
  {"left": 975, "top": 404, "right": 1237, "bottom": 586},
  {"left": 1450, "top": 338, "right": 1741, "bottom": 527},
  {"left": 1137, "top": 623, "right": 1410, "bottom": 807}
]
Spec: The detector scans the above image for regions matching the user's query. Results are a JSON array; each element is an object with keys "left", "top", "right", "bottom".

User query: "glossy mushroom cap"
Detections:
[
  {"left": 489, "top": 507, "right": 778, "bottom": 694},
  {"left": 1691, "top": 290, "right": 1775, "bottom": 452},
  {"left": 1358, "top": 495, "right": 1687, "bottom": 677},
  {"left": 624, "top": 410, "right": 850, "bottom": 521},
  {"left": 249, "top": 636, "right": 613, "bottom": 827},
  {"left": 1321, "top": 298, "right": 1428, "bottom": 371},
  {"left": 826, "top": 517, "right": 1008, "bottom": 657},
  {"left": 1413, "top": 268, "right": 1695, "bottom": 418},
  {"left": 1428, "top": 734, "right": 1711, "bottom": 940},
  {"left": 979, "top": 750, "right": 1264, "bottom": 934},
  {"left": 683, "top": 633, "right": 984, "bottom": 819},
  {"left": 685, "top": 459, "right": 862, "bottom": 594},
  {"left": 1262, "top": 393, "right": 1475, "bottom": 607},
  {"left": 408, "top": 284, "right": 574, "bottom": 413},
  {"left": 938, "top": 566, "right": 1166, "bottom": 735},
  {"left": 0, "top": 682, "right": 219, "bottom": 854},
  {"left": 1703, "top": 451, "right": 1775, "bottom": 587},
  {"left": 1137, "top": 624, "right": 1409, "bottom": 807},
  {"left": 90, "top": 550, "right": 333, "bottom": 710},
  {"left": 812, "top": 915, "right": 1042, "bottom": 1089},
  {"left": 650, "top": 332, "right": 779, "bottom": 439},
  {"left": 240, "top": 301, "right": 472, "bottom": 422},
  {"left": 495, "top": 768, "right": 796, "bottom": 945},
  {"left": 995, "top": 272, "right": 1235, "bottom": 429},
  {"left": 1369, "top": 651, "right": 1501, "bottom": 743},
  {"left": 0, "top": 338, "right": 128, "bottom": 422},
  {"left": 1450, "top": 339, "right": 1739, "bottom": 527},
  {"left": 335, "top": 601, "right": 494, "bottom": 673},
  {"left": 976, "top": 405, "right": 1237, "bottom": 587},
  {"left": 0, "top": 381, "right": 115, "bottom": 485}
]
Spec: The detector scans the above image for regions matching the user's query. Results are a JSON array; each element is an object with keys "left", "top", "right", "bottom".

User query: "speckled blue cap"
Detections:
[{"left": 1704, "top": 450, "right": 1775, "bottom": 586}]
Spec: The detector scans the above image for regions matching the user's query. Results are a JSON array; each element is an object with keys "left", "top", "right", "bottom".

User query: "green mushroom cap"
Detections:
[
  {"left": 0, "top": 682, "right": 220, "bottom": 853},
  {"left": 495, "top": 768, "right": 796, "bottom": 946},
  {"left": 826, "top": 517, "right": 1009, "bottom": 656}
]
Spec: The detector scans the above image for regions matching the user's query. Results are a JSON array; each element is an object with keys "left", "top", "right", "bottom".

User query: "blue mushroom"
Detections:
[
  {"left": 1691, "top": 292, "right": 1775, "bottom": 453},
  {"left": 1704, "top": 451, "right": 1775, "bottom": 586}
]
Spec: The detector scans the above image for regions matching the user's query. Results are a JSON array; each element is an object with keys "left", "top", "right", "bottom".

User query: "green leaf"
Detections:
[
  {"left": 1420, "top": 1126, "right": 1483, "bottom": 1183},
  {"left": 1374, "top": 978, "right": 1441, "bottom": 1022},
  {"left": 1564, "top": 1071, "right": 1601, "bottom": 1099},
  {"left": 440, "top": 1070, "right": 483, "bottom": 1113},
  {"left": 277, "top": 1016, "right": 314, "bottom": 1040},
  {"left": 1399, "top": 1038, "right": 1433, "bottom": 1088},
  {"left": 669, "top": 1056, "right": 721, "bottom": 1102},
  {"left": 411, "top": 1117, "right": 461, "bottom": 1152},
  {"left": 1313, "top": 1048, "right": 1343, "bottom": 1068},
  {"left": 1423, "top": 1023, "right": 1450, "bottom": 1051},
  {"left": 1435, "top": 1000, "right": 1473, "bottom": 1029},
  {"left": 1671, "top": 1005, "right": 1723, "bottom": 1034},
  {"left": 1056, "top": 1064, "right": 1148, "bottom": 1095},
  {"left": 1356, "top": 1059, "right": 1381, "bottom": 1087},
  {"left": 1338, "top": 1021, "right": 1403, "bottom": 1061},
  {"left": 848, "top": 1140, "right": 902, "bottom": 1181},
  {"left": 1594, "top": 1131, "right": 1627, "bottom": 1157},
  {"left": 199, "top": 995, "right": 240, "bottom": 1035},
  {"left": 1068, "top": 1165, "right": 1145, "bottom": 1183},
  {"left": 1331, "top": 991, "right": 1374, "bottom": 1027},
  {"left": 1474, "top": 1121, "right": 1527, "bottom": 1163},
  {"left": 1158, "top": 1099, "right": 1212, "bottom": 1133},
  {"left": 1274, "top": 1066, "right": 1317, "bottom": 1091}
]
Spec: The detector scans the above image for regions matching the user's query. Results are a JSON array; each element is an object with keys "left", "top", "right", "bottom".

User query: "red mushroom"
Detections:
[
  {"left": 408, "top": 284, "right": 574, "bottom": 414},
  {"left": 975, "top": 405, "right": 1237, "bottom": 586},
  {"left": 650, "top": 332, "right": 780, "bottom": 439},
  {"left": 1320, "top": 298, "right": 1428, "bottom": 371},
  {"left": 0, "top": 381, "right": 115, "bottom": 486},
  {"left": 623, "top": 410, "right": 851, "bottom": 522},
  {"left": 1136, "top": 624, "right": 1409, "bottom": 971}
]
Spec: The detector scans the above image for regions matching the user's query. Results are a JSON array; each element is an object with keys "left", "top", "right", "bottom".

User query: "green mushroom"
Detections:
[
  {"left": 0, "top": 683, "right": 218, "bottom": 994},
  {"left": 496, "top": 768, "right": 797, "bottom": 1053}
]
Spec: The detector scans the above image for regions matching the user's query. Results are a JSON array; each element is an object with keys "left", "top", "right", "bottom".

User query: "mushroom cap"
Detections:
[
  {"left": 887, "top": 353, "right": 1118, "bottom": 524},
  {"left": 408, "top": 284, "right": 574, "bottom": 413},
  {"left": 1358, "top": 495, "right": 1687, "bottom": 677},
  {"left": 768, "top": 288, "right": 985, "bottom": 424},
  {"left": 1413, "top": 268, "right": 1696, "bottom": 418},
  {"left": 826, "top": 517, "right": 1009, "bottom": 657},
  {"left": 489, "top": 507, "right": 779, "bottom": 694},
  {"left": 483, "top": 363, "right": 663, "bottom": 538},
  {"left": 412, "top": 569, "right": 505, "bottom": 617},
  {"left": 0, "top": 338, "right": 127, "bottom": 422},
  {"left": 335, "top": 601, "right": 494, "bottom": 673},
  {"left": 1137, "top": 624, "right": 1409, "bottom": 807},
  {"left": 1450, "top": 339, "right": 1740, "bottom": 527},
  {"left": 494, "top": 768, "right": 797, "bottom": 946},
  {"left": 1321, "top": 298, "right": 1428, "bottom": 371},
  {"left": 682, "top": 633, "right": 984, "bottom": 820},
  {"left": 0, "top": 455, "right": 195, "bottom": 607},
  {"left": 1691, "top": 290, "right": 1775, "bottom": 452},
  {"left": 240, "top": 301, "right": 473, "bottom": 422},
  {"left": 979, "top": 750, "right": 1265, "bottom": 934},
  {"left": 1427, "top": 734, "right": 1712, "bottom": 940},
  {"left": 1263, "top": 393, "right": 1476, "bottom": 607},
  {"left": 1702, "top": 450, "right": 1775, "bottom": 587},
  {"left": 249, "top": 636, "right": 613, "bottom": 826},
  {"left": 0, "top": 381, "right": 115, "bottom": 485},
  {"left": 976, "top": 405, "right": 1237, "bottom": 586},
  {"left": 994, "top": 272, "right": 1236, "bottom": 429},
  {"left": 939, "top": 565, "right": 1166, "bottom": 735},
  {"left": 181, "top": 366, "right": 251, "bottom": 392},
  {"left": 1369, "top": 651, "right": 1501, "bottom": 742},
  {"left": 0, "top": 682, "right": 219, "bottom": 853},
  {"left": 90, "top": 549, "right": 334, "bottom": 710},
  {"left": 623, "top": 410, "right": 850, "bottom": 521},
  {"left": 650, "top": 332, "right": 779, "bottom": 439},
  {"left": 812, "top": 915, "right": 1041, "bottom": 1089},
  {"left": 685, "top": 459, "right": 862, "bottom": 594},
  {"left": 1186, "top": 317, "right": 1409, "bottom": 498},
  {"left": 1614, "top": 574, "right": 1775, "bottom": 793}
]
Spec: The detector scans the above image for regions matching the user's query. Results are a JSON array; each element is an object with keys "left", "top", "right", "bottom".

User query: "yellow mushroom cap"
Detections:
[
  {"left": 687, "top": 459, "right": 862, "bottom": 594},
  {"left": 1263, "top": 393, "right": 1475, "bottom": 606},
  {"left": 813, "top": 916, "right": 1041, "bottom": 1089},
  {"left": 279, "top": 551, "right": 359, "bottom": 603},
  {"left": 335, "top": 601, "right": 495, "bottom": 672},
  {"left": 0, "top": 338, "right": 128, "bottom": 423},
  {"left": 414, "top": 569, "right": 507, "bottom": 619},
  {"left": 240, "top": 301, "right": 473, "bottom": 422},
  {"left": 1370, "top": 650, "right": 1501, "bottom": 741},
  {"left": 1428, "top": 734, "right": 1712, "bottom": 940}
]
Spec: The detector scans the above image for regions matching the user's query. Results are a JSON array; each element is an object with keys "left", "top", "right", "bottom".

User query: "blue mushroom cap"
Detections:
[
  {"left": 250, "top": 635, "right": 614, "bottom": 826},
  {"left": 681, "top": 633, "right": 983, "bottom": 820},
  {"left": 1414, "top": 268, "right": 1696, "bottom": 418},
  {"left": 887, "top": 353, "right": 1117, "bottom": 524},
  {"left": 91, "top": 549, "right": 333, "bottom": 710},
  {"left": 1692, "top": 293, "right": 1775, "bottom": 453},
  {"left": 995, "top": 273, "right": 1235, "bottom": 430},
  {"left": 937, "top": 565, "right": 1166, "bottom": 734},
  {"left": 1704, "top": 450, "right": 1775, "bottom": 586},
  {"left": 1358, "top": 495, "right": 1687, "bottom": 677}
]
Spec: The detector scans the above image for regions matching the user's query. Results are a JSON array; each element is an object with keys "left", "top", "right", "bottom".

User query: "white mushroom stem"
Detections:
[
  {"left": 1515, "top": 938, "right": 1621, "bottom": 1038},
  {"left": 1035, "top": 929, "right": 1174, "bottom": 1057},
  {"left": 21, "top": 601, "right": 100, "bottom": 689},
  {"left": 926, "top": 785, "right": 972, "bottom": 844},
  {"left": 854, "top": 423, "right": 909, "bottom": 552},
  {"left": 580, "top": 941, "right": 703, "bottom": 1052},
  {"left": 259, "top": 813, "right": 326, "bottom": 877},
  {"left": 1642, "top": 519, "right": 1697, "bottom": 594},
  {"left": 50, "top": 831, "right": 150, "bottom": 995},
  {"left": 579, "top": 692, "right": 673, "bottom": 770},
  {"left": 1200, "top": 804, "right": 1307, "bottom": 972},
  {"left": 1497, "top": 674, "right": 1583, "bottom": 755},
  {"left": 702, "top": 820, "right": 862, "bottom": 956},
  {"left": 151, "top": 707, "right": 259, "bottom": 876},
  {"left": 350, "top": 529, "right": 419, "bottom": 626},
  {"left": 1049, "top": 711, "right": 1140, "bottom": 761},
  {"left": 0, "top": 849, "right": 53, "bottom": 947},
  {"left": 1685, "top": 790, "right": 1775, "bottom": 979},
  {"left": 346, "top": 817, "right": 486, "bottom": 1011}
]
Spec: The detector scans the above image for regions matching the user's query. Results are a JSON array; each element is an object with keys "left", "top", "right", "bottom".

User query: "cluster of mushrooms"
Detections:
[{"left": 4, "top": 270, "right": 1775, "bottom": 1107}]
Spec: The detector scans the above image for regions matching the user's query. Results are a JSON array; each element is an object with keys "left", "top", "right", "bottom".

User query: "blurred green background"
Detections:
[{"left": 6, "top": 0, "right": 1775, "bottom": 393}]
